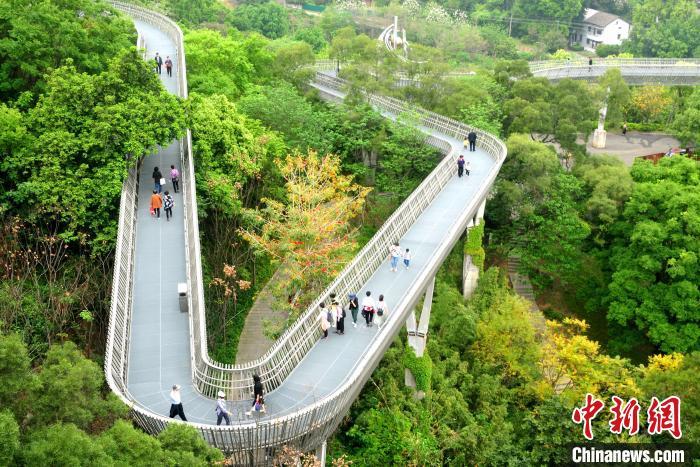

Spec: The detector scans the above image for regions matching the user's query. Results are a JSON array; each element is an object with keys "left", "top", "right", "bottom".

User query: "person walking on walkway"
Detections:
[
  {"left": 457, "top": 155, "right": 465, "bottom": 178},
  {"left": 150, "top": 190, "right": 162, "bottom": 219},
  {"left": 375, "top": 294, "right": 388, "bottom": 331},
  {"left": 170, "top": 165, "right": 180, "bottom": 193},
  {"left": 465, "top": 160, "right": 471, "bottom": 176},
  {"left": 169, "top": 384, "right": 187, "bottom": 420},
  {"left": 348, "top": 293, "right": 359, "bottom": 328},
  {"left": 319, "top": 302, "right": 330, "bottom": 339},
  {"left": 622, "top": 122, "right": 628, "bottom": 135},
  {"left": 403, "top": 248, "right": 411, "bottom": 269},
  {"left": 215, "top": 391, "right": 231, "bottom": 425},
  {"left": 247, "top": 375, "right": 264, "bottom": 416},
  {"left": 165, "top": 56, "right": 173, "bottom": 77},
  {"left": 331, "top": 297, "right": 345, "bottom": 335},
  {"left": 588, "top": 58, "right": 593, "bottom": 71},
  {"left": 163, "top": 191, "right": 174, "bottom": 221},
  {"left": 389, "top": 242, "right": 401, "bottom": 272},
  {"left": 155, "top": 52, "right": 163, "bottom": 75},
  {"left": 362, "top": 291, "right": 376, "bottom": 327},
  {"left": 467, "top": 131, "right": 477, "bottom": 152},
  {"left": 153, "top": 166, "right": 163, "bottom": 193},
  {"left": 328, "top": 293, "right": 337, "bottom": 329}
]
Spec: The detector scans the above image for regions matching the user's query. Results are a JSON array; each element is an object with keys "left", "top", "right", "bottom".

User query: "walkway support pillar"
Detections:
[
  {"left": 592, "top": 87, "right": 609, "bottom": 149},
  {"left": 316, "top": 440, "right": 327, "bottom": 465},
  {"left": 405, "top": 276, "right": 435, "bottom": 398},
  {"left": 463, "top": 199, "right": 486, "bottom": 298}
]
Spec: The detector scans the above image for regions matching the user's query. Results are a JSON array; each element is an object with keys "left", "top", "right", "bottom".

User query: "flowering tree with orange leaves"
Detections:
[{"left": 240, "top": 151, "right": 370, "bottom": 328}]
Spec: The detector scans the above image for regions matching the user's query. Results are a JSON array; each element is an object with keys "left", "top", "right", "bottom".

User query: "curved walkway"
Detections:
[
  {"left": 126, "top": 19, "right": 496, "bottom": 423},
  {"left": 107, "top": 4, "right": 506, "bottom": 458}
]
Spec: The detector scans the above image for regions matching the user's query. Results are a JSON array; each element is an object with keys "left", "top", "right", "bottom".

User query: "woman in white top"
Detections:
[
  {"left": 319, "top": 302, "right": 330, "bottom": 339},
  {"left": 215, "top": 390, "right": 231, "bottom": 425},
  {"left": 375, "top": 295, "right": 388, "bottom": 330},
  {"left": 169, "top": 384, "right": 187, "bottom": 421}
]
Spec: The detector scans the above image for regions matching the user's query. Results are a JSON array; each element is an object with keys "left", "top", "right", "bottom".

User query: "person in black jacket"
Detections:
[
  {"left": 467, "top": 131, "right": 477, "bottom": 152},
  {"left": 153, "top": 166, "right": 163, "bottom": 193},
  {"left": 154, "top": 52, "right": 163, "bottom": 75},
  {"left": 247, "top": 374, "right": 265, "bottom": 415}
]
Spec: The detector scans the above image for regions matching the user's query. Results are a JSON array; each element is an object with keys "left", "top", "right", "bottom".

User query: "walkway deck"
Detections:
[{"left": 127, "top": 18, "right": 496, "bottom": 426}]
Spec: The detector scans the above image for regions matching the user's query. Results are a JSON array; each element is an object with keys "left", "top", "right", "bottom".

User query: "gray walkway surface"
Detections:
[{"left": 127, "top": 20, "right": 495, "bottom": 426}]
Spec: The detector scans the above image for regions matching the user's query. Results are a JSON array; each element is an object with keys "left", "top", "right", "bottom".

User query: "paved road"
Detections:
[{"left": 584, "top": 132, "right": 680, "bottom": 166}]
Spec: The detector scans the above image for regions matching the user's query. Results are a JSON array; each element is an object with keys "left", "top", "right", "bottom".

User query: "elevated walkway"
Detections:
[
  {"left": 105, "top": 3, "right": 506, "bottom": 461},
  {"left": 530, "top": 58, "right": 700, "bottom": 85}
]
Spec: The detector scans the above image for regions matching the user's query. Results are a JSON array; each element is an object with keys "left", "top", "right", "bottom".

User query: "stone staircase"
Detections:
[{"left": 506, "top": 255, "right": 546, "bottom": 336}]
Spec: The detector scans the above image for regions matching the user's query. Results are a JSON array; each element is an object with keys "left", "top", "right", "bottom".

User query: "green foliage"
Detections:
[
  {"left": 598, "top": 69, "right": 631, "bottom": 128},
  {"left": 0, "top": 333, "right": 36, "bottom": 417},
  {"left": 1, "top": 50, "right": 184, "bottom": 253},
  {"left": 504, "top": 78, "right": 596, "bottom": 150},
  {"left": 464, "top": 222, "right": 485, "bottom": 271},
  {"left": 293, "top": 27, "right": 327, "bottom": 53},
  {"left": 672, "top": 86, "right": 700, "bottom": 145},
  {"left": 97, "top": 420, "right": 167, "bottom": 466},
  {"left": 167, "top": 0, "right": 222, "bottom": 24},
  {"left": 239, "top": 82, "right": 330, "bottom": 151},
  {"left": 624, "top": 0, "right": 700, "bottom": 58},
  {"left": 33, "top": 341, "right": 127, "bottom": 430},
  {"left": 24, "top": 423, "right": 112, "bottom": 466},
  {"left": 267, "top": 39, "right": 316, "bottom": 86},
  {"left": 228, "top": 2, "right": 290, "bottom": 39},
  {"left": 595, "top": 44, "right": 621, "bottom": 57},
  {"left": 188, "top": 93, "right": 285, "bottom": 219},
  {"left": 0, "top": 410, "right": 19, "bottom": 466},
  {"left": 157, "top": 424, "right": 225, "bottom": 465},
  {"left": 403, "top": 346, "right": 433, "bottom": 392},
  {"left": 607, "top": 156, "right": 700, "bottom": 353},
  {"left": 184, "top": 29, "right": 266, "bottom": 99},
  {"left": 0, "top": 0, "right": 135, "bottom": 100}
]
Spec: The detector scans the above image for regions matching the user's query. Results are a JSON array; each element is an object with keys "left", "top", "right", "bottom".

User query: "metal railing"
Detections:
[
  {"left": 105, "top": 2, "right": 507, "bottom": 458},
  {"left": 529, "top": 58, "right": 700, "bottom": 85}
]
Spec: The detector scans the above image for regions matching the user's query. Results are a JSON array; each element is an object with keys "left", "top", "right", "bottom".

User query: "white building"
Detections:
[{"left": 570, "top": 9, "right": 631, "bottom": 52}]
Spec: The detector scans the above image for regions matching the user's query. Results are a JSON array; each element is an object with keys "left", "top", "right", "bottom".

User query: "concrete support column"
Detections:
[
  {"left": 405, "top": 276, "right": 435, "bottom": 397},
  {"left": 476, "top": 199, "right": 486, "bottom": 225},
  {"left": 463, "top": 254, "right": 479, "bottom": 299},
  {"left": 592, "top": 87, "right": 610, "bottom": 149},
  {"left": 316, "top": 440, "right": 327, "bottom": 465}
]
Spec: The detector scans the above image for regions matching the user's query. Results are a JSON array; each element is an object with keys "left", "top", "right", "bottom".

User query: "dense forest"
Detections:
[{"left": 0, "top": 0, "right": 699, "bottom": 464}]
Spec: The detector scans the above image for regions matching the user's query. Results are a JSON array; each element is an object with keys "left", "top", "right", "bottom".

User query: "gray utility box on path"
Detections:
[{"left": 178, "top": 283, "right": 188, "bottom": 313}]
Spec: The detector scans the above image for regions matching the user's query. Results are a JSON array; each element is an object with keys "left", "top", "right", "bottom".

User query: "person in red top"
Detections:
[{"left": 165, "top": 56, "right": 173, "bottom": 77}]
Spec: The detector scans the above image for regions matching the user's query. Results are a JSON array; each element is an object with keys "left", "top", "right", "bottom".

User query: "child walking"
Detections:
[{"left": 403, "top": 248, "right": 411, "bottom": 269}]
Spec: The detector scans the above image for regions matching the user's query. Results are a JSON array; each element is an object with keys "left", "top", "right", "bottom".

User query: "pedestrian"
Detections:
[
  {"left": 463, "top": 137, "right": 469, "bottom": 150},
  {"left": 163, "top": 190, "right": 174, "bottom": 221},
  {"left": 465, "top": 160, "right": 471, "bottom": 176},
  {"left": 588, "top": 57, "right": 593, "bottom": 71},
  {"left": 155, "top": 52, "right": 163, "bottom": 75},
  {"left": 170, "top": 165, "right": 180, "bottom": 193},
  {"left": 622, "top": 122, "right": 628, "bottom": 135},
  {"left": 165, "top": 56, "right": 173, "bottom": 77},
  {"left": 150, "top": 190, "right": 162, "bottom": 219},
  {"left": 247, "top": 375, "right": 264, "bottom": 416},
  {"left": 332, "top": 296, "right": 345, "bottom": 335},
  {"left": 375, "top": 294, "right": 388, "bottom": 331},
  {"left": 348, "top": 293, "right": 359, "bottom": 328},
  {"left": 169, "top": 384, "right": 187, "bottom": 420},
  {"left": 153, "top": 166, "right": 163, "bottom": 193},
  {"left": 319, "top": 302, "right": 330, "bottom": 338},
  {"left": 389, "top": 241, "right": 401, "bottom": 272},
  {"left": 457, "top": 155, "right": 465, "bottom": 177},
  {"left": 362, "top": 291, "right": 376, "bottom": 327},
  {"left": 403, "top": 248, "right": 411, "bottom": 269},
  {"left": 215, "top": 390, "right": 231, "bottom": 426},
  {"left": 328, "top": 293, "right": 337, "bottom": 329},
  {"left": 467, "top": 131, "right": 477, "bottom": 152},
  {"left": 153, "top": 52, "right": 163, "bottom": 74}
]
